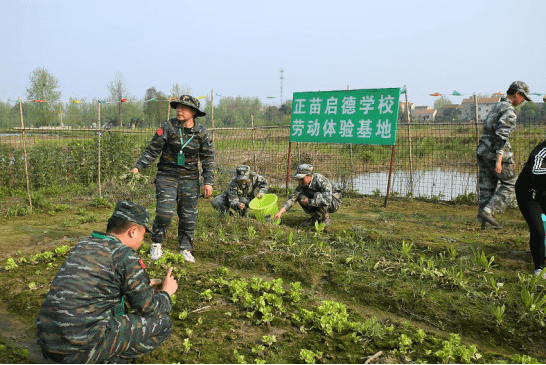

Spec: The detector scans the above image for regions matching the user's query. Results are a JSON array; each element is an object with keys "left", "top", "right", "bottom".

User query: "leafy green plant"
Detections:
[
  {"left": 4, "top": 258, "right": 18, "bottom": 270},
  {"left": 471, "top": 247, "right": 494, "bottom": 271},
  {"left": 300, "top": 349, "right": 323, "bottom": 364},
  {"left": 521, "top": 288, "right": 546, "bottom": 315},
  {"left": 182, "top": 338, "right": 192, "bottom": 353},
  {"left": 5, "top": 204, "right": 30, "bottom": 217},
  {"left": 490, "top": 304, "right": 505, "bottom": 327}
]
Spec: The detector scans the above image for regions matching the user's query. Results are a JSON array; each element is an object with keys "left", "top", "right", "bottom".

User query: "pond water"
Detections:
[{"left": 345, "top": 169, "right": 478, "bottom": 200}]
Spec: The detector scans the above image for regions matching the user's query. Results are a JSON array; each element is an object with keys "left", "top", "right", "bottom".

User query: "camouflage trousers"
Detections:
[
  {"left": 297, "top": 191, "right": 342, "bottom": 218},
  {"left": 210, "top": 192, "right": 251, "bottom": 216},
  {"left": 44, "top": 312, "right": 172, "bottom": 363},
  {"left": 477, "top": 155, "right": 516, "bottom": 215},
  {"left": 152, "top": 175, "right": 199, "bottom": 250}
]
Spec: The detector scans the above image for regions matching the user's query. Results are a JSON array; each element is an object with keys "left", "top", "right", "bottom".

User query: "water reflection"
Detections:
[{"left": 347, "top": 169, "right": 477, "bottom": 200}]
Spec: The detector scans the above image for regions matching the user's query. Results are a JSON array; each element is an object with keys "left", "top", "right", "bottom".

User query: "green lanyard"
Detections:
[
  {"left": 178, "top": 128, "right": 195, "bottom": 166},
  {"left": 91, "top": 232, "right": 113, "bottom": 240}
]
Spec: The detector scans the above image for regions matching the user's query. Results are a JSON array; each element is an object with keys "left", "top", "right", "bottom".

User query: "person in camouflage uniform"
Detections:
[
  {"left": 36, "top": 201, "right": 178, "bottom": 364},
  {"left": 476, "top": 81, "right": 531, "bottom": 229},
  {"left": 273, "top": 164, "right": 342, "bottom": 227},
  {"left": 131, "top": 95, "right": 214, "bottom": 263},
  {"left": 210, "top": 165, "right": 268, "bottom": 217}
]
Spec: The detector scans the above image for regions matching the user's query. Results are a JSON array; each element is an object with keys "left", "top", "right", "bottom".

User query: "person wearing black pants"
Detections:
[{"left": 515, "top": 139, "right": 546, "bottom": 277}]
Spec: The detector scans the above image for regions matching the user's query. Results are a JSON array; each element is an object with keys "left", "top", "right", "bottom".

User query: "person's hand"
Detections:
[
  {"left": 203, "top": 185, "right": 213, "bottom": 198},
  {"left": 256, "top": 193, "right": 264, "bottom": 199},
  {"left": 495, "top": 154, "right": 503, "bottom": 175},
  {"left": 300, "top": 197, "right": 308, "bottom": 206},
  {"left": 130, "top": 167, "right": 139, "bottom": 174},
  {"left": 161, "top": 267, "right": 178, "bottom": 296},
  {"left": 274, "top": 207, "right": 286, "bottom": 222},
  {"left": 150, "top": 278, "right": 162, "bottom": 292},
  {"left": 238, "top": 203, "right": 245, "bottom": 210},
  {"left": 495, "top": 164, "right": 502, "bottom": 174}
]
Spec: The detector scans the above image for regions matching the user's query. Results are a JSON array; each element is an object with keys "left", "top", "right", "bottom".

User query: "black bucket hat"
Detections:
[{"left": 170, "top": 95, "right": 206, "bottom": 117}]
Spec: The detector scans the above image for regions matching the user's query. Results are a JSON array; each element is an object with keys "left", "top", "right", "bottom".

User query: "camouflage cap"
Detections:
[
  {"left": 170, "top": 95, "right": 206, "bottom": 117},
  {"left": 111, "top": 201, "right": 152, "bottom": 234},
  {"left": 235, "top": 165, "right": 251, "bottom": 181},
  {"left": 507, "top": 81, "right": 531, "bottom": 101},
  {"left": 293, "top": 164, "right": 313, "bottom": 179}
]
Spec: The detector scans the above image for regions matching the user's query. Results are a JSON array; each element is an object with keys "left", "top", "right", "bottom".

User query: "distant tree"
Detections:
[
  {"left": 279, "top": 100, "right": 292, "bottom": 115},
  {"left": 107, "top": 72, "right": 129, "bottom": 126},
  {"left": 25, "top": 67, "right": 61, "bottom": 126},
  {"left": 170, "top": 83, "right": 192, "bottom": 99},
  {"left": 144, "top": 87, "right": 168, "bottom": 127},
  {"left": 520, "top": 101, "right": 537, "bottom": 121},
  {"left": 434, "top": 96, "right": 452, "bottom": 110},
  {"left": 264, "top": 105, "right": 281, "bottom": 123},
  {"left": 212, "top": 96, "right": 263, "bottom": 127}
]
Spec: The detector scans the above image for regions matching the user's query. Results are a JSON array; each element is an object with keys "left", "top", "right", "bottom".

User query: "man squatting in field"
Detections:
[
  {"left": 210, "top": 165, "right": 268, "bottom": 217},
  {"left": 273, "top": 163, "right": 342, "bottom": 227},
  {"left": 476, "top": 81, "right": 531, "bottom": 229},
  {"left": 131, "top": 95, "right": 214, "bottom": 263},
  {"left": 36, "top": 201, "right": 178, "bottom": 363}
]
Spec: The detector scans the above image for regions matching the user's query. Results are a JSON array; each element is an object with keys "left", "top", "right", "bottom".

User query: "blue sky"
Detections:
[{"left": 2, "top": 0, "right": 545, "bottom": 107}]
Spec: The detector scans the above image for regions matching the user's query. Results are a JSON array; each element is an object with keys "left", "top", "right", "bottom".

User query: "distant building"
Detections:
[
  {"left": 398, "top": 101, "right": 415, "bottom": 123},
  {"left": 412, "top": 106, "right": 437, "bottom": 122},
  {"left": 436, "top": 104, "right": 462, "bottom": 123},
  {"left": 461, "top": 97, "right": 501, "bottom": 121}
]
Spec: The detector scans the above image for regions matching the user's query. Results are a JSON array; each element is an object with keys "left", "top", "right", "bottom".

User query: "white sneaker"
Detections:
[
  {"left": 534, "top": 268, "right": 546, "bottom": 279},
  {"left": 180, "top": 249, "right": 195, "bottom": 263},
  {"left": 150, "top": 243, "right": 163, "bottom": 261}
]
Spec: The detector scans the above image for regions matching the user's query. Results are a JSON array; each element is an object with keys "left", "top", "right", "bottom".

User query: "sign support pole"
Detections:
[
  {"left": 285, "top": 142, "right": 292, "bottom": 195},
  {"left": 384, "top": 145, "right": 396, "bottom": 207}
]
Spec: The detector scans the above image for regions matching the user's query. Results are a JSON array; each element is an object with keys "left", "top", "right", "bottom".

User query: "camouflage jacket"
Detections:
[
  {"left": 226, "top": 173, "right": 268, "bottom": 209},
  {"left": 476, "top": 97, "right": 517, "bottom": 162},
  {"left": 36, "top": 231, "right": 172, "bottom": 355},
  {"left": 134, "top": 118, "right": 215, "bottom": 185},
  {"left": 283, "top": 173, "right": 338, "bottom": 211}
]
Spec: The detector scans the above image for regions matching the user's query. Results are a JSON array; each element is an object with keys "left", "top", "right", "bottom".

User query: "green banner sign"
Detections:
[{"left": 290, "top": 88, "right": 400, "bottom": 145}]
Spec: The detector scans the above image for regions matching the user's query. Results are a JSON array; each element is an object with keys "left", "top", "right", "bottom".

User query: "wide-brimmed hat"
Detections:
[
  {"left": 293, "top": 164, "right": 313, "bottom": 179},
  {"left": 111, "top": 200, "right": 152, "bottom": 234},
  {"left": 507, "top": 81, "right": 531, "bottom": 102},
  {"left": 235, "top": 165, "right": 252, "bottom": 181},
  {"left": 170, "top": 95, "right": 206, "bottom": 117}
]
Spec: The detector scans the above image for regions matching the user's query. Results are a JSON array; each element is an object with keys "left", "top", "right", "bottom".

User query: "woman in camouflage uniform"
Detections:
[{"left": 131, "top": 95, "right": 214, "bottom": 263}]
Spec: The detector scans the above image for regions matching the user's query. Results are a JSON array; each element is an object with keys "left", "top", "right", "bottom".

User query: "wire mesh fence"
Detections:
[{"left": 1, "top": 116, "right": 545, "bottom": 203}]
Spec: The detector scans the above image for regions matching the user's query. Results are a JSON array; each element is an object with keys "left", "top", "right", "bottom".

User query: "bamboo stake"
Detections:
[
  {"left": 97, "top": 101, "right": 102, "bottom": 198},
  {"left": 18, "top": 98, "right": 32, "bottom": 213},
  {"left": 405, "top": 86, "right": 414, "bottom": 196},
  {"left": 166, "top": 95, "right": 171, "bottom": 124},
  {"left": 251, "top": 114, "right": 256, "bottom": 170},
  {"left": 474, "top": 94, "right": 480, "bottom": 197},
  {"left": 347, "top": 85, "right": 354, "bottom": 190},
  {"left": 211, "top": 89, "right": 215, "bottom": 141}
]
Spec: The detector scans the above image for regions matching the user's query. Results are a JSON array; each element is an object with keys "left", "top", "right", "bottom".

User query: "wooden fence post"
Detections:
[
  {"left": 405, "top": 86, "right": 414, "bottom": 196},
  {"left": 251, "top": 114, "right": 256, "bottom": 170},
  {"left": 474, "top": 94, "right": 480, "bottom": 197},
  {"left": 18, "top": 98, "right": 32, "bottom": 213},
  {"left": 97, "top": 101, "right": 102, "bottom": 198}
]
